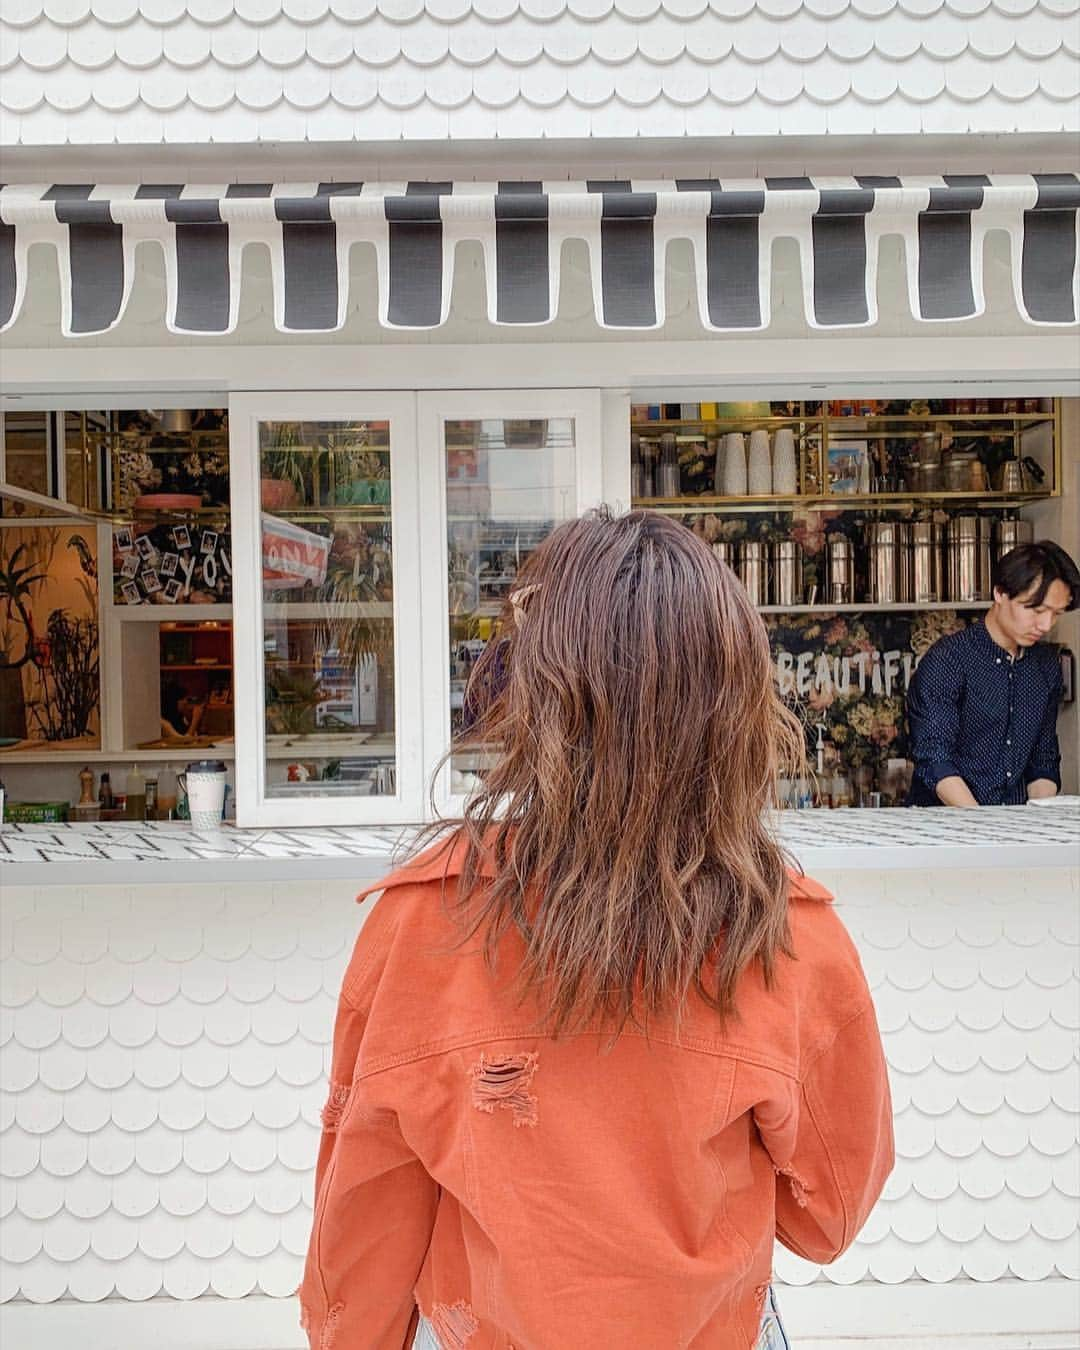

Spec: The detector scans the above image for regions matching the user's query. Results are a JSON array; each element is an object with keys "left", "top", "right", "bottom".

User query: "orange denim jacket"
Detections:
[{"left": 300, "top": 837, "right": 893, "bottom": 1350}]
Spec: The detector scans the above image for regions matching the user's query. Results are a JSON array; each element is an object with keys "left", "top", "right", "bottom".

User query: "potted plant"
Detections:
[
  {"left": 331, "top": 428, "right": 391, "bottom": 505},
  {"left": 261, "top": 423, "right": 311, "bottom": 510}
]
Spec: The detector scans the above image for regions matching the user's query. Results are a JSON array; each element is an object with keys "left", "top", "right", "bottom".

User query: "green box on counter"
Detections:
[{"left": 4, "top": 801, "right": 70, "bottom": 823}]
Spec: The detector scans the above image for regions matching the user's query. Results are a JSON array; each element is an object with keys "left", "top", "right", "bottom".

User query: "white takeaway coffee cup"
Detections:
[{"left": 180, "top": 760, "right": 228, "bottom": 830}]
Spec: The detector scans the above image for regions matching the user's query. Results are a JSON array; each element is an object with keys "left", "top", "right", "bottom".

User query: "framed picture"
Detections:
[
  {"left": 120, "top": 552, "right": 140, "bottom": 579},
  {"left": 141, "top": 570, "right": 162, "bottom": 595},
  {"left": 120, "top": 580, "right": 141, "bottom": 605},
  {"left": 828, "top": 441, "right": 869, "bottom": 495},
  {"left": 160, "top": 552, "right": 179, "bottom": 577},
  {"left": 172, "top": 525, "right": 191, "bottom": 550},
  {"left": 200, "top": 529, "right": 218, "bottom": 554},
  {"left": 115, "top": 526, "right": 134, "bottom": 552},
  {"left": 135, "top": 533, "right": 156, "bottom": 560},
  {"left": 163, "top": 579, "right": 183, "bottom": 604}
]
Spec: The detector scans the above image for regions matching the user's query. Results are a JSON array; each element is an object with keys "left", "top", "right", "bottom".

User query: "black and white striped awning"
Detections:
[{"left": 1, "top": 175, "right": 1077, "bottom": 338}]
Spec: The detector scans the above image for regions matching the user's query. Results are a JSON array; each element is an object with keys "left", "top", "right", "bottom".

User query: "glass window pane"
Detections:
[
  {"left": 259, "top": 420, "right": 396, "bottom": 799},
  {"left": 446, "top": 416, "right": 577, "bottom": 794}
]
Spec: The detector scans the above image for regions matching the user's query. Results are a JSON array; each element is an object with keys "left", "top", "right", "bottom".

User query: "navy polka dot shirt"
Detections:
[{"left": 907, "top": 620, "right": 1063, "bottom": 806}]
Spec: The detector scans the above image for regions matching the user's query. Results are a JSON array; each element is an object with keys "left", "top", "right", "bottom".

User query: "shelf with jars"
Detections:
[{"left": 630, "top": 398, "right": 1060, "bottom": 511}]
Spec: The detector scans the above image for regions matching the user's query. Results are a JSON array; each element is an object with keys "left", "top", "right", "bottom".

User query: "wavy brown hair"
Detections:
[{"left": 431, "top": 508, "right": 806, "bottom": 1035}]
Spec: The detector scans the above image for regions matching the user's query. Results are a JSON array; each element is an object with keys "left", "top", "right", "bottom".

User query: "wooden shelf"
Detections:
[
  {"left": 263, "top": 601, "right": 392, "bottom": 620},
  {"left": 636, "top": 491, "right": 1054, "bottom": 515},
  {"left": 631, "top": 413, "right": 1052, "bottom": 431},
  {"left": 758, "top": 602, "right": 991, "bottom": 614},
  {"left": 111, "top": 604, "right": 234, "bottom": 622},
  {"left": 0, "top": 746, "right": 235, "bottom": 765}
]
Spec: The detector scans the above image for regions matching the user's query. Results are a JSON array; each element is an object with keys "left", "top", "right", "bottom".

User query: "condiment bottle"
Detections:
[
  {"left": 144, "top": 777, "right": 158, "bottom": 819},
  {"left": 156, "top": 767, "right": 178, "bottom": 820},
  {"left": 125, "top": 765, "right": 146, "bottom": 821},
  {"left": 98, "top": 771, "right": 114, "bottom": 811}
]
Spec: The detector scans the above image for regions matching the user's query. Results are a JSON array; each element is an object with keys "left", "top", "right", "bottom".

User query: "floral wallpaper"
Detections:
[{"left": 764, "top": 609, "right": 971, "bottom": 793}]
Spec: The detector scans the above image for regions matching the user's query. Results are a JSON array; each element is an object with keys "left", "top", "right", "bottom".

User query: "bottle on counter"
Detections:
[
  {"left": 831, "top": 770, "right": 854, "bottom": 808},
  {"left": 156, "top": 766, "right": 178, "bottom": 821},
  {"left": 125, "top": 765, "right": 146, "bottom": 821},
  {"left": 144, "top": 776, "right": 158, "bottom": 819},
  {"left": 98, "top": 771, "right": 114, "bottom": 811}
]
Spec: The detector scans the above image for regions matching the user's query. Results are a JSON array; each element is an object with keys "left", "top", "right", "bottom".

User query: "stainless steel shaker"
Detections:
[
  {"left": 657, "top": 432, "right": 680, "bottom": 499},
  {"left": 710, "top": 540, "right": 734, "bottom": 570},
  {"left": 826, "top": 535, "right": 855, "bottom": 606},
  {"left": 911, "top": 519, "right": 945, "bottom": 603},
  {"left": 866, "top": 521, "right": 902, "bottom": 604},
  {"left": 738, "top": 540, "right": 769, "bottom": 606},
  {"left": 947, "top": 516, "right": 993, "bottom": 602},
  {"left": 772, "top": 540, "right": 803, "bottom": 608},
  {"left": 994, "top": 517, "right": 1033, "bottom": 561}
]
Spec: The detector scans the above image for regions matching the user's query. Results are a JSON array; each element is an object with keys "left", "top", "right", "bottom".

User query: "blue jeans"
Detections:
[{"left": 413, "top": 1284, "right": 790, "bottom": 1348}]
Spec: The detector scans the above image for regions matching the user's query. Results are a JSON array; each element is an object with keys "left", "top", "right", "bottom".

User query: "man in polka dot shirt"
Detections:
[{"left": 907, "top": 541, "right": 1079, "bottom": 807}]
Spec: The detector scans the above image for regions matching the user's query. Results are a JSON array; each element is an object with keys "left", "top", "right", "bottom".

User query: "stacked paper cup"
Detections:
[
  {"left": 722, "top": 433, "right": 747, "bottom": 495},
  {"left": 773, "top": 428, "right": 798, "bottom": 494},
  {"left": 747, "top": 430, "right": 772, "bottom": 495}
]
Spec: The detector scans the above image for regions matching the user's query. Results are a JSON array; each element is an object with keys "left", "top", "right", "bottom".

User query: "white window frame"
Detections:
[
  {"left": 229, "top": 392, "right": 424, "bottom": 827},
  {"left": 416, "top": 389, "right": 605, "bottom": 819}
]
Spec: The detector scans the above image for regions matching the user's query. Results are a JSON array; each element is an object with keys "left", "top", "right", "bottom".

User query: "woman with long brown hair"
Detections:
[{"left": 301, "top": 509, "right": 893, "bottom": 1350}]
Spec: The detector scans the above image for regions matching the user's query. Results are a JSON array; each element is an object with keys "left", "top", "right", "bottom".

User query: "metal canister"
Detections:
[
  {"left": 975, "top": 516, "right": 994, "bottom": 599},
  {"left": 911, "top": 519, "right": 944, "bottom": 603},
  {"left": 710, "top": 540, "right": 734, "bottom": 570},
  {"left": 896, "top": 521, "right": 914, "bottom": 604},
  {"left": 772, "top": 540, "right": 803, "bottom": 607},
  {"left": 738, "top": 540, "right": 769, "bottom": 606},
  {"left": 826, "top": 535, "right": 855, "bottom": 606},
  {"left": 947, "top": 516, "right": 993, "bottom": 602},
  {"left": 994, "top": 517, "right": 1033, "bottom": 561},
  {"left": 867, "top": 521, "right": 901, "bottom": 604}
]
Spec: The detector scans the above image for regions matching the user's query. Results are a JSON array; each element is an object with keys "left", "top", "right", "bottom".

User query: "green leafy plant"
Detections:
[
  {"left": 261, "top": 423, "right": 313, "bottom": 505},
  {"left": 265, "top": 667, "right": 325, "bottom": 736}
]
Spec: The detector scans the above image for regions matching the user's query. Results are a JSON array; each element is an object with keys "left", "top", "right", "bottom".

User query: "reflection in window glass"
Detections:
[
  {"left": 446, "top": 417, "right": 576, "bottom": 795},
  {"left": 259, "top": 420, "right": 396, "bottom": 799}
]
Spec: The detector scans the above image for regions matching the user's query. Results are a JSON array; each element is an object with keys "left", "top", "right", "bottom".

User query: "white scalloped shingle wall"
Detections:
[
  {"left": 0, "top": 0, "right": 1077, "bottom": 145},
  {"left": 1, "top": 864, "right": 1078, "bottom": 1304}
]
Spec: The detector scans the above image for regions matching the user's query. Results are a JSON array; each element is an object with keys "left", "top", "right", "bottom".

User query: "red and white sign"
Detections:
[{"left": 262, "top": 513, "right": 330, "bottom": 589}]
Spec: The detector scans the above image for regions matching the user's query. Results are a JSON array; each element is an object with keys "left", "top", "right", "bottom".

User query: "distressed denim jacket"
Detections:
[{"left": 300, "top": 836, "right": 893, "bottom": 1350}]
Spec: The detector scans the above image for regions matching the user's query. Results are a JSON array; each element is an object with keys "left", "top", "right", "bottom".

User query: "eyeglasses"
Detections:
[{"left": 509, "top": 583, "right": 541, "bottom": 626}]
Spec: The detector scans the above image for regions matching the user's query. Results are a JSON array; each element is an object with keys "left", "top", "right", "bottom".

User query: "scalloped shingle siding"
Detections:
[
  {"left": 0, "top": 0, "right": 1077, "bottom": 146},
  {"left": 1, "top": 863, "right": 1077, "bottom": 1303}
]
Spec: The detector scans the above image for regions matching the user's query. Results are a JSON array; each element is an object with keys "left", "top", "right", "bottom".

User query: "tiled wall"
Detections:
[{"left": 1, "top": 865, "right": 1077, "bottom": 1305}]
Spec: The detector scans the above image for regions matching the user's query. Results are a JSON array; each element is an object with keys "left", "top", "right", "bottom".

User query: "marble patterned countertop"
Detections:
[{"left": 1, "top": 806, "right": 1077, "bottom": 883}]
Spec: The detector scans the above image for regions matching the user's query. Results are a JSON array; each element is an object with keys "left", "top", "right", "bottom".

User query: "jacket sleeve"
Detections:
[
  {"left": 299, "top": 980, "right": 439, "bottom": 1350},
  {"left": 765, "top": 1001, "right": 894, "bottom": 1265},
  {"left": 907, "top": 641, "right": 966, "bottom": 792}
]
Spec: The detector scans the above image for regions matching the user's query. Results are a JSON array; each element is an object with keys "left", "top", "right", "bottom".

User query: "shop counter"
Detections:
[{"left": 1, "top": 808, "right": 1077, "bottom": 1346}]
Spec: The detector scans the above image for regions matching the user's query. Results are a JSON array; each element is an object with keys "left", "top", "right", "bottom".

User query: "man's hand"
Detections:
[
  {"left": 935, "top": 775, "right": 980, "bottom": 808},
  {"left": 1027, "top": 779, "right": 1059, "bottom": 801}
]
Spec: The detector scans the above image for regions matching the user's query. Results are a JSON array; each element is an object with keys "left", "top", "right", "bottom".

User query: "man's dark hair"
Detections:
[{"left": 993, "top": 540, "right": 1080, "bottom": 611}]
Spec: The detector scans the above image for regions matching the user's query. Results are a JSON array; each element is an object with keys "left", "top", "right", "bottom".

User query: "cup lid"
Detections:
[{"left": 186, "top": 760, "right": 227, "bottom": 773}]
